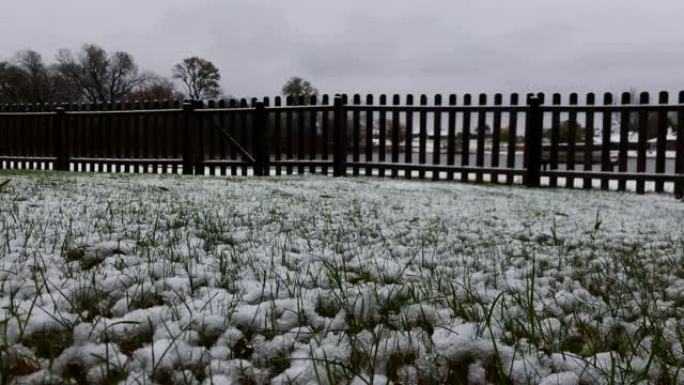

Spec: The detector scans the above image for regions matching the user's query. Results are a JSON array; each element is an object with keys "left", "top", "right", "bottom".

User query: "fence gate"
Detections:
[{"left": 185, "top": 100, "right": 267, "bottom": 176}]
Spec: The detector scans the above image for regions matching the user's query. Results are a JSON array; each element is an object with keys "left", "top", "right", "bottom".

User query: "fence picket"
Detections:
[
  {"left": 365, "top": 94, "right": 374, "bottom": 176},
  {"left": 637, "top": 92, "right": 649, "bottom": 194},
  {"left": 207, "top": 100, "right": 217, "bottom": 175},
  {"left": 549, "top": 93, "right": 561, "bottom": 187},
  {"left": 601, "top": 93, "right": 613, "bottom": 190},
  {"left": 418, "top": 94, "right": 428, "bottom": 179},
  {"left": 27, "top": 104, "right": 36, "bottom": 170},
  {"left": 447, "top": 94, "right": 457, "bottom": 181},
  {"left": 171, "top": 100, "right": 181, "bottom": 174},
  {"left": 476, "top": 94, "right": 486, "bottom": 183},
  {"left": 227, "top": 99, "right": 237, "bottom": 175},
  {"left": 182, "top": 101, "right": 194, "bottom": 175},
  {"left": 285, "top": 96, "right": 294, "bottom": 175},
  {"left": 68, "top": 103, "right": 77, "bottom": 172},
  {"left": 462, "top": 94, "right": 472, "bottom": 182},
  {"left": 506, "top": 94, "right": 519, "bottom": 184},
  {"left": 110, "top": 102, "right": 121, "bottom": 172},
  {"left": 618, "top": 92, "right": 630, "bottom": 191},
  {"left": 97, "top": 102, "right": 105, "bottom": 172},
  {"left": 567, "top": 93, "right": 578, "bottom": 188},
  {"left": 140, "top": 101, "right": 150, "bottom": 173},
  {"left": 404, "top": 94, "right": 414, "bottom": 179},
  {"left": 321, "top": 94, "right": 330, "bottom": 175},
  {"left": 272, "top": 96, "right": 282, "bottom": 176},
  {"left": 13, "top": 105, "right": 20, "bottom": 169},
  {"left": 89, "top": 103, "right": 98, "bottom": 172},
  {"left": 14, "top": 104, "right": 21, "bottom": 169},
  {"left": 655, "top": 91, "right": 668, "bottom": 193},
  {"left": 333, "top": 95, "right": 346, "bottom": 177},
  {"left": 297, "top": 96, "right": 305, "bottom": 174},
  {"left": 432, "top": 94, "right": 442, "bottom": 180},
  {"left": 391, "top": 94, "right": 400, "bottom": 178},
  {"left": 353, "top": 94, "right": 361, "bottom": 176},
  {"left": 43, "top": 103, "right": 50, "bottom": 169},
  {"left": 5, "top": 105, "right": 10, "bottom": 169},
  {"left": 19, "top": 104, "right": 27, "bottom": 169},
  {"left": 104, "top": 102, "right": 113, "bottom": 172},
  {"left": 491, "top": 94, "right": 502, "bottom": 183},
  {"left": 583, "top": 93, "right": 595, "bottom": 189},
  {"left": 309, "top": 95, "right": 318, "bottom": 175},
  {"left": 25, "top": 104, "right": 32, "bottom": 169},
  {"left": 524, "top": 94, "right": 543, "bottom": 188},
  {"left": 379, "top": 94, "right": 387, "bottom": 177}
]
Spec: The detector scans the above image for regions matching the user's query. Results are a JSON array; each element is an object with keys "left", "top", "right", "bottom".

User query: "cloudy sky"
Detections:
[{"left": 1, "top": 0, "right": 683, "bottom": 99}]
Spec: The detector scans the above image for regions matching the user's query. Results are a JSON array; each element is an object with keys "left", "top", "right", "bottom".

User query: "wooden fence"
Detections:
[{"left": 0, "top": 92, "right": 683, "bottom": 196}]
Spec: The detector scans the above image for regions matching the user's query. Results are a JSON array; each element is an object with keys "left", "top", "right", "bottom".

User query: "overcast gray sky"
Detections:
[{"left": 1, "top": 0, "right": 683, "bottom": 99}]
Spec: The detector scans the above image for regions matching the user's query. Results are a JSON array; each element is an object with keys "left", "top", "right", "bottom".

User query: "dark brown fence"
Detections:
[{"left": 1, "top": 91, "right": 683, "bottom": 196}]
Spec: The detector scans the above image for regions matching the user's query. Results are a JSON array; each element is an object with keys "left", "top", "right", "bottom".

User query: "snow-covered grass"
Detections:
[{"left": 0, "top": 171, "right": 683, "bottom": 385}]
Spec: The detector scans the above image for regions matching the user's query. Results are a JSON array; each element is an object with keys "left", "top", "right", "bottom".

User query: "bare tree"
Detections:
[
  {"left": 0, "top": 50, "right": 56, "bottom": 104},
  {"left": 172, "top": 57, "right": 223, "bottom": 101},
  {"left": 0, "top": 61, "right": 24, "bottom": 103},
  {"left": 46, "top": 65, "right": 81, "bottom": 103},
  {"left": 130, "top": 76, "right": 182, "bottom": 101},
  {"left": 15, "top": 50, "right": 52, "bottom": 102},
  {"left": 55, "top": 44, "right": 149, "bottom": 103}
]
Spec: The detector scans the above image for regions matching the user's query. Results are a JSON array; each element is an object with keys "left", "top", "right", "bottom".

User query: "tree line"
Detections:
[{"left": 0, "top": 44, "right": 318, "bottom": 105}]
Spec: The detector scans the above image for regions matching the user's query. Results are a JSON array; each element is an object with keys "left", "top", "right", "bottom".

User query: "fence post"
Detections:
[
  {"left": 333, "top": 95, "right": 347, "bottom": 177},
  {"left": 53, "top": 107, "right": 69, "bottom": 171},
  {"left": 524, "top": 95, "right": 543, "bottom": 187},
  {"left": 253, "top": 101, "right": 268, "bottom": 176},
  {"left": 675, "top": 91, "right": 684, "bottom": 198},
  {"left": 182, "top": 101, "right": 195, "bottom": 175}
]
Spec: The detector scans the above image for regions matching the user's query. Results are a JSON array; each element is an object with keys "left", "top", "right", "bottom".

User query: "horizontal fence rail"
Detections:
[{"left": 0, "top": 91, "right": 683, "bottom": 197}]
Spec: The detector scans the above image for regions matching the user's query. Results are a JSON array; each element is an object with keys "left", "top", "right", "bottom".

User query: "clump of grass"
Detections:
[
  {"left": 22, "top": 327, "right": 73, "bottom": 359},
  {"left": 127, "top": 288, "right": 165, "bottom": 312},
  {"left": 112, "top": 329, "right": 154, "bottom": 357}
]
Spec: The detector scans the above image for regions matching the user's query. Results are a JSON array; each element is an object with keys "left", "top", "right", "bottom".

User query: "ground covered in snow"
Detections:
[{"left": 0, "top": 171, "right": 683, "bottom": 385}]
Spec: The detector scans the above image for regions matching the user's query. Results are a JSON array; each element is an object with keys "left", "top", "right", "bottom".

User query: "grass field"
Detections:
[{"left": 0, "top": 171, "right": 683, "bottom": 385}]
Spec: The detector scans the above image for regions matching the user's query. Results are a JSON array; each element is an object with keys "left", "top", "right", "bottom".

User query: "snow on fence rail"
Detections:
[{"left": 0, "top": 91, "right": 683, "bottom": 196}]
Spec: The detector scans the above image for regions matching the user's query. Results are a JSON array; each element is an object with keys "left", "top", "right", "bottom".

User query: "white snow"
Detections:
[{"left": 0, "top": 172, "right": 683, "bottom": 384}]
